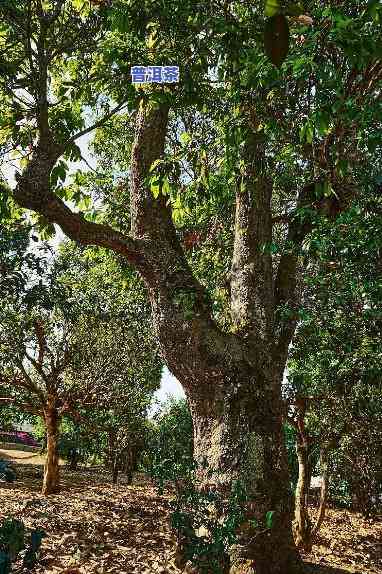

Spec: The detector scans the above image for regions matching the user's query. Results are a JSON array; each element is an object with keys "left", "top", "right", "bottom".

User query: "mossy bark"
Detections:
[{"left": 189, "top": 381, "right": 303, "bottom": 574}]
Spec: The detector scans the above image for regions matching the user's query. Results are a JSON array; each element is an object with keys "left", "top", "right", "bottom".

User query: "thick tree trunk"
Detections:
[
  {"left": 188, "top": 379, "right": 303, "bottom": 574},
  {"left": 42, "top": 404, "right": 60, "bottom": 495},
  {"left": 293, "top": 436, "right": 312, "bottom": 551}
]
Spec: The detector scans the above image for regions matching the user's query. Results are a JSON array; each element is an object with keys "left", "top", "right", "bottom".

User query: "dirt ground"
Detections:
[{"left": 0, "top": 449, "right": 381, "bottom": 574}]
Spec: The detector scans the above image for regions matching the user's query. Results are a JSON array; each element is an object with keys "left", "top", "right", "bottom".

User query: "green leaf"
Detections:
[
  {"left": 300, "top": 121, "right": 314, "bottom": 144},
  {"left": 265, "top": 0, "right": 280, "bottom": 18},
  {"left": 51, "top": 161, "right": 68, "bottom": 187},
  {"left": 306, "top": 122, "right": 314, "bottom": 144},
  {"left": 149, "top": 159, "right": 162, "bottom": 173},
  {"left": 286, "top": 3, "right": 305, "bottom": 17},
  {"left": 151, "top": 182, "right": 160, "bottom": 199},
  {"left": 264, "top": 15, "right": 290, "bottom": 68},
  {"left": 318, "top": 113, "right": 330, "bottom": 136},
  {"left": 162, "top": 177, "right": 170, "bottom": 196},
  {"left": 265, "top": 510, "right": 275, "bottom": 528},
  {"left": 78, "top": 195, "right": 92, "bottom": 211},
  {"left": 180, "top": 132, "right": 191, "bottom": 145}
]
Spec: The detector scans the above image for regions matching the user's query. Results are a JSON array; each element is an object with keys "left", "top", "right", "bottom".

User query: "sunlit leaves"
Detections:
[
  {"left": 265, "top": 0, "right": 281, "bottom": 18},
  {"left": 50, "top": 161, "right": 69, "bottom": 188}
]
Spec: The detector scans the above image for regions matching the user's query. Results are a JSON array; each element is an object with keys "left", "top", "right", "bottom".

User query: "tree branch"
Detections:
[
  {"left": 12, "top": 361, "right": 46, "bottom": 404},
  {"left": 63, "top": 102, "right": 130, "bottom": 148},
  {"left": 13, "top": 147, "right": 148, "bottom": 269},
  {"left": 0, "top": 397, "right": 40, "bottom": 415}
]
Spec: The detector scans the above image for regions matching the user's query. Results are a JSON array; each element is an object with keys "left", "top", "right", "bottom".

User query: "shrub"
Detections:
[
  {"left": 0, "top": 518, "right": 45, "bottom": 573},
  {"left": 144, "top": 398, "right": 194, "bottom": 492},
  {"left": 171, "top": 477, "right": 248, "bottom": 573},
  {"left": 0, "top": 461, "right": 16, "bottom": 483}
]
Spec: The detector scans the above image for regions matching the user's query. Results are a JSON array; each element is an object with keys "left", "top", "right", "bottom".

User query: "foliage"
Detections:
[
  {"left": 145, "top": 398, "right": 194, "bottom": 491},
  {"left": 0, "top": 517, "right": 45, "bottom": 573},
  {"left": 283, "top": 423, "right": 299, "bottom": 489},
  {"left": 0, "top": 234, "right": 161, "bottom": 489},
  {"left": 0, "top": 460, "right": 16, "bottom": 483},
  {"left": 287, "top": 192, "right": 382, "bottom": 515},
  {"left": 171, "top": 478, "right": 248, "bottom": 574}
]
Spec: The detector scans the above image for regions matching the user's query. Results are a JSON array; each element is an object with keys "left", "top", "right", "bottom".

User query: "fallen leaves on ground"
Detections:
[
  {"left": 0, "top": 455, "right": 381, "bottom": 574},
  {"left": 303, "top": 506, "right": 382, "bottom": 574}
]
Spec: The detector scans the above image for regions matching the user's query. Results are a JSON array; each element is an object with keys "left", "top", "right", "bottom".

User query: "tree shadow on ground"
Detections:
[
  {"left": 304, "top": 562, "right": 362, "bottom": 574},
  {"left": 1, "top": 461, "right": 138, "bottom": 493}
]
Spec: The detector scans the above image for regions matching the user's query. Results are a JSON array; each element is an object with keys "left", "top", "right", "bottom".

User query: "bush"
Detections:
[
  {"left": 0, "top": 518, "right": 45, "bottom": 573},
  {"left": 144, "top": 398, "right": 194, "bottom": 491},
  {"left": 0, "top": 461, "right": 16, "bottom": 483},
  {"left": 171, "top": 476, "right": 248, "bottom": 573}
]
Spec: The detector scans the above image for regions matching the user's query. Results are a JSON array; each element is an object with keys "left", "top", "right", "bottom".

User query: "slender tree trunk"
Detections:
[
  {"left": 305, "top": 449, "right": 313, "bottom": 508},
  {"left": 312, "top": 445, "right": 330, "bottom": 537},
  {"left": 108, "top": 431, "right": 119, "bottom": 484},
  {"left": 112, "top": 456, "right": 119, "bottom": 485},
  {"left": 68, "top": 448, "right": 78, "bottom": 471},
  {"left": 122, "top": 444, "right": 135, "bottom": 485},
  {"left": 293, "top": 435, "right": 312, "bottom": 551},
  {"left": 42, "top": 403, "right": 60, "bottom": 495},
  {"left": 188, "top": 378, "right": 303, "bottom": 574}
]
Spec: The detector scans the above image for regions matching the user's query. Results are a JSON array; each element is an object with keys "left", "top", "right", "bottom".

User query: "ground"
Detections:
[{"left": 0, "top": 449, "right": 381, "bottom": 574}]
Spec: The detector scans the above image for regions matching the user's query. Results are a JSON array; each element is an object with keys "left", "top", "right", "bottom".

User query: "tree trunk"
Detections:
[
  {"left": 112, "top": 457, "right": 119, "bottom": 485},
  {"left": 188, "top": 380, "right": 303, "bottom": 574},
  {"left": 42, "top": 404, "right": 60, "bottom": 495},
  {"left": 68, "top": 448, "right": 78, "bottom": 471},
  {"left": 108, "top": 431, "right": 119, "bottom": 484},
  {"left": 293, "top": 436, "right": 312, "bottom": 551},
  {"left": 312, "top": 445, "right": 330, "bottom": 537},
  {"left": 121, "top": 444, "right": 135, "bottom": 485},
  {"left": 13, "top": 99, "right": 305, "bottom": 573}
]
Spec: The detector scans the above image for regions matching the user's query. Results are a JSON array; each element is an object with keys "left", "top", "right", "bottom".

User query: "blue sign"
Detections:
[{"left": 131, "top": 66, "right": 179, "bottom": 84}]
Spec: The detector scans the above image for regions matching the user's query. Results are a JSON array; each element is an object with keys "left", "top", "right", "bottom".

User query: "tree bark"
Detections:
[
  {"left": 108, "top": 431, "right": 119, "bottom": 484},
  {"left": 293, "top": 435, "right": 312, "bottom": 551},
  {"left": 121, "top": 444, "right": 136, "bottom": 485},
  {"left": 112, "top": 458, "right": 119, "bottom": 485},
  {"left": 42, "top": 402, "right": 60, "bottom": 495},
  {"left": 188, "top": 377, "right": 303, "bottom": 574}
]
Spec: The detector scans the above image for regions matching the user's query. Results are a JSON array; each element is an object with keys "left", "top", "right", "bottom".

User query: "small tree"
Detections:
[
  {"left": 0, "top": 238, "right": 161, "bottom": 494},
  {"left": 287, "top": 199, "right": 382, "bottom": 547}
]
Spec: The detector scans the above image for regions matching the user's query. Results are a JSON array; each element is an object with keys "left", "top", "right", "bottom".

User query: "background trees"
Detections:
[
  {"left": 286, "top": 192, "right": 382, "bottom": 547},
  {"left": 0, "top": 233, "right": 162, "bottom": 493},
  {"left": 145, "top": 398, "right": 194, "bottom": 490}
]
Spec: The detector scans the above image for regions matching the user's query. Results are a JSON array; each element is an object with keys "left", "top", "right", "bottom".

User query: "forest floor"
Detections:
[{"left": 0, "top": 450, "right": 381, "bottom": 574}]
